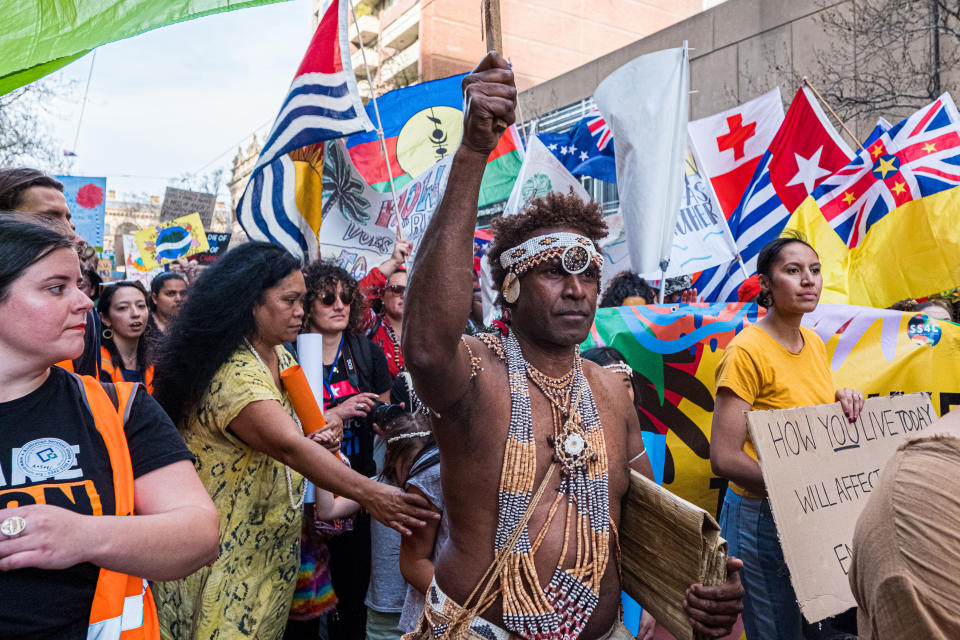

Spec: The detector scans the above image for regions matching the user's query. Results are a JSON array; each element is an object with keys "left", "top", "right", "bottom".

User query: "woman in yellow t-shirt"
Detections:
[{"left": 710, "top": 234, "right": 864, "bottom": 640}]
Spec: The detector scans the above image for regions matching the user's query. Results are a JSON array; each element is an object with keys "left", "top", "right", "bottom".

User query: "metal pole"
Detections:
[{"left": 348, "top": 0, "right": 403, "bottom": 240}]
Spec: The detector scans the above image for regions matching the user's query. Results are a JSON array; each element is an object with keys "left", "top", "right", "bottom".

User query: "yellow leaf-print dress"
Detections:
[{"left": 155, "top": 346, "right": 304, "bottom": 639}]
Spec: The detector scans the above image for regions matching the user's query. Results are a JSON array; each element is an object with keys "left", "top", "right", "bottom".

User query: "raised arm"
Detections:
[{"left": 403, "top": 52, "right": 516, "bottom": 414}]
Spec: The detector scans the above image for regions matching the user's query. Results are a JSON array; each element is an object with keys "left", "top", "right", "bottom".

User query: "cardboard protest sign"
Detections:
[
  {"left": 134, "top": 213, "right": 209, "bottom": 269},
  {"left": 56, "top": 175, "right": 106, "bottom": 247},
  {"left": 160, "top": 186, "right": 217, "bottom": 227},
  {"left": 746, "top": 393, "right": 936, "bottom": 622}
]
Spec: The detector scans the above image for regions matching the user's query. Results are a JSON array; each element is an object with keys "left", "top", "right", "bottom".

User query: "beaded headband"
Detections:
[
  {"left": 499, "top": 232, "right": 603, "bottom": 277},
  {"left": 603, "top": 362, "right": 633, "bottom": 376},
  {"left": 386, "top": 431, "right": 432, "bottom": 444}
]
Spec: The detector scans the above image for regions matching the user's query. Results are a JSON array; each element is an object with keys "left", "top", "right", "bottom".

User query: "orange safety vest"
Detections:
[
  {"left": 100, "top": 347, "right": 154, "bottom": 394},
  {"left": 71, "top": 373, "right": 161, "bottom": 640}
]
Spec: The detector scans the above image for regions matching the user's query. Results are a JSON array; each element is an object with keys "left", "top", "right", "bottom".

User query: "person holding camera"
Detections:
[{"left": 299, "top": 259, "right": 396, "bottom": 640}]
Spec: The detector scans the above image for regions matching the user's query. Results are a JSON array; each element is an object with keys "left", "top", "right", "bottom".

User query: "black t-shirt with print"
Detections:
[{"left": 0, "top": 366, "right": 192, "bottom": 639}]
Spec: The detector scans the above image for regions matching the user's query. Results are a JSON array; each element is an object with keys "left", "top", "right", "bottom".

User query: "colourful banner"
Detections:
[
  {"left": 584, "top": 303, "right": 960, "bottom": 517},
  {"left": 55, "top": 175, "right": 106, "bottom": 248},
  {"left": 0, "top": 0, "right": 286, "bottom": 95},
  {"left": 319, "top": 140, "right": 452, "bottom": 279},
  {"left": 134, "top": 213, "right": 209, "bottom": 270}
]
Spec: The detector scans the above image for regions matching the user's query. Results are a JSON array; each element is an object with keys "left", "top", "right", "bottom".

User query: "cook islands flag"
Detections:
[{"left": 237, "top": 0, "right": 373, "bottom": 259}]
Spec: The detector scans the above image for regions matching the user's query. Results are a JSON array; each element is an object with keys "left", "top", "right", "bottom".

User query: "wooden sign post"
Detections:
[{"left": 481, "top": 0, "right": 508, "bottom": 131}]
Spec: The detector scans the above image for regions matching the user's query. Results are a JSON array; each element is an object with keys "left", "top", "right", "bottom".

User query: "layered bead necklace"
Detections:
[
  {"left": 495, "top": 330, "right": 611, "bottom": 640},
  {"left": 382, "top": 317, "right": 404, "bottom": 372}
]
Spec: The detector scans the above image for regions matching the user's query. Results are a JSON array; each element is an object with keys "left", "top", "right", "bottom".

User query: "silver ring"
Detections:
[{"left": 1, "top": 516, "right": 26, "bottom": 537}]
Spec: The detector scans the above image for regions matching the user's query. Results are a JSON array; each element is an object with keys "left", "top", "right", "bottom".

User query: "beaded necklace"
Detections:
[{"left": 494, "top": 330, "right": 610, "bottom": 640}]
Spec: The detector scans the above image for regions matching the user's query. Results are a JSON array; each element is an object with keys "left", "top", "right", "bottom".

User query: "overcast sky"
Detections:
[{"left": 48, "top": 0, "right": 314, "bottom": 200}]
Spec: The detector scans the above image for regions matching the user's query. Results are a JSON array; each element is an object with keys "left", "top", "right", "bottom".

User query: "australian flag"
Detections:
[
  {"left": 538, "top": 108, "right": 617, "bottom": 183},
  {"left": 237, "top": 0, "right": 373, "bottom": 259},
  {"left": 814, "top": 95, "right": 960, "bottom": 248}
]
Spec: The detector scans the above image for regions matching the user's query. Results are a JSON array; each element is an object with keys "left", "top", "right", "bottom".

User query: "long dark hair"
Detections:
[
  {"left": 97, "top": 281, "right": 152, "bottom": 371},
  {"left": 153, "top": 242, "right": 301, "bottom": 427},
  {"left": 0, "top": 215, "right": 74, "bottom": 302},
  {"left": 381, "top": 413, "right": 435, "bottom": 487}
]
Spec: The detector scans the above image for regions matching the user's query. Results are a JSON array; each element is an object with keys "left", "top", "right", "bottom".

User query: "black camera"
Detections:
[{"left": 366, "top": 400, "right": 405, "bottom": 428}]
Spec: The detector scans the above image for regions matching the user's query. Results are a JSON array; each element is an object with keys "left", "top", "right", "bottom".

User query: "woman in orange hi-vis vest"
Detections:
[
  {"left": 0, "top": 217, "right": 219, "bottom": 639},
  {"left": 97, "top": 281, "right": 155, "bottom": 393}
]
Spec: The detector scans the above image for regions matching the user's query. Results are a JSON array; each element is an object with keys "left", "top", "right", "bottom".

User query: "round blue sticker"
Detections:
[{"left": 908, "top": 313, "right": 942, "bottom": 346}]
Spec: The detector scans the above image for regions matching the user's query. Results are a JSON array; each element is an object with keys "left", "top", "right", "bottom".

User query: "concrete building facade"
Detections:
[{"left": 517, "top": 0, "right": 861, "bottom": 214}]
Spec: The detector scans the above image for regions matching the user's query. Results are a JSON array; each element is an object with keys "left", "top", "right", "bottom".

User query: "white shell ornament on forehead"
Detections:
[
  {"left": 502, "top": 271, "right": 520, "bottom": 304},
  {"left": 561, "top": 244, "right": 590, "bottom": 274}
]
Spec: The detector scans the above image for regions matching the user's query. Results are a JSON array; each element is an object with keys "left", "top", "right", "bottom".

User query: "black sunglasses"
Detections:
[
  {"left": 320, "top": 290, "right": 352, "bottom": 306},
  {"left": 385, "top": 284, "right": 406, "bottom": 295}
]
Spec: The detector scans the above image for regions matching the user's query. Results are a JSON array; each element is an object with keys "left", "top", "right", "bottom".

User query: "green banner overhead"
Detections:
[{"left": 0, "top": 0, "right": 289, "bottom": 95}]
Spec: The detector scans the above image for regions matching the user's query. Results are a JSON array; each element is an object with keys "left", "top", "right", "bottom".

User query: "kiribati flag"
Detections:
[{"left": 237, "top": 0, "right": 373, "bottom": 259}]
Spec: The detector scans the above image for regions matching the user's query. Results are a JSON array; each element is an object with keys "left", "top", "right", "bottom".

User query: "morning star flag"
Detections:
[
  {"left": 503, "top": 135, "right": 591, "bottom": 216},
  {"left": 688, "top": 88, "right": 784, "bottom": 217},
  {"left": 787, "top": 94, "right": 960, "bottom": 308},
  {"left": 344, "top": 74, "right": 524, "bottom": 207},
  {"left": 0, "top": 0, "right": 287, "bottom": 95},
  {"left": 692, "top": 86, "right": 853, "bottom": 302},
  {"left": 594, "top": 44, "right": 689, "bottom": 276},
  {"left": 236, "top": 0, "right": 373, "bottom": 259}
]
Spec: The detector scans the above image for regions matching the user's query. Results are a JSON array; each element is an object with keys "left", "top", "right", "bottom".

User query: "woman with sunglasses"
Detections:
[
  {"left": 98, "top": 280, "right": 155, "bottom": 393},
  {"left": 297, "top": 259, "right": 396, "bottom": 640}
]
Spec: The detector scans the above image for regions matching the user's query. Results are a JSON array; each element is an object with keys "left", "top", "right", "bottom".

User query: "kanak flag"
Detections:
[
  {"left": 693, "top": 86, "right": 854, "bottom": 301},
  {"left": 689, "top": 88, "right": 784, "bottom": 216}
]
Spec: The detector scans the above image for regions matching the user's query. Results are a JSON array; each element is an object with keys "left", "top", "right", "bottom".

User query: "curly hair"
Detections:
[
  {"left": 489, "top": 190, "right": 608, "bottom": 305},
  {"left": 599, "top": 271, "right": 655, "bottom": 308},
  {"left": 301, "top": 259, "right": 368, "bottom": 335},
  {"left": 152, "top": 242, "right": 301, "bottom": 427}
]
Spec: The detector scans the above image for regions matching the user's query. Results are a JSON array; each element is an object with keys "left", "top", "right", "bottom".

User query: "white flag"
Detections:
[
  {"left": 594, "top": 43, "right": 689, "bottom": 275},
  {"left": 503, "top": 135, "right": 591, "bottom": 216}
]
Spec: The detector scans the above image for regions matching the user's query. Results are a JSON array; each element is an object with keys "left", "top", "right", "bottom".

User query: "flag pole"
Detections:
[
  {"left": 802, "top": 77, "right": 865, "bottom": 152},
  {"left": 349, "top": 0, "right": 403, "bottom": 242},
  {"left": 482, "top": 0, "right": 509, "bottom": 132}
]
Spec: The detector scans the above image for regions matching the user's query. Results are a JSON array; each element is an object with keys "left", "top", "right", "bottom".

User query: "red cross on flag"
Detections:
[{"left": 688, "top": 88, "right": 784, "bottom": 217}]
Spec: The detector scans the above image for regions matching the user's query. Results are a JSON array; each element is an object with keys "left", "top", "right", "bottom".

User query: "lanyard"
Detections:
[{"left": 323, "top": 335, "right": 345, "bottom": 400}]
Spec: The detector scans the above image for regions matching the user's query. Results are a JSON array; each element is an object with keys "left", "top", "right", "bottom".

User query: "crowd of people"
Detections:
[{"left": 1, "top": 52, "right": 958, "bottom": 640}]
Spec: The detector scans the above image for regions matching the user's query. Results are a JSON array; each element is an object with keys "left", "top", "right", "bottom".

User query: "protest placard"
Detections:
[
  {"left": 160, "top": 186, "right": 217, "bottom": 227},
  {"left": 56, "top": 175, "right": 107, "bottom": 247},
  {"left": 188, "top": 232, "right": 231, "bottom": 265},
  {"left": 134, "top": 213, "right": 209, "bottom": 269},
  {"left": 746, "top": 393, "right": 936, "bottom": 622}
]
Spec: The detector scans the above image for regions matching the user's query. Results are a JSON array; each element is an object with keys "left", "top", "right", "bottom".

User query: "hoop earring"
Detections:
[{"left": 102, "top": 328, "right": 114, "bottom": 340}]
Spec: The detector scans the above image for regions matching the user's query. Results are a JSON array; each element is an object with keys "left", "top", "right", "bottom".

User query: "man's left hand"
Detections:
[{"left": 683, "top": 556, "right": 744, "bottom": 639}]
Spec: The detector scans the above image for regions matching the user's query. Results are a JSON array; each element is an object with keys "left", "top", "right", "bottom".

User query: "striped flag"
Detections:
[
  {"left": 692, "top": 86, "right": 853, "bottom": 301},
  {"left": 237, "top": 0, "right": 373, "bottom": 259}
]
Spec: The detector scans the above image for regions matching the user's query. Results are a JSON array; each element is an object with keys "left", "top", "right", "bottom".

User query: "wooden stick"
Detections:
[
  {"left": 482, "top": 0, "right": 508, "bottom": 131},
  {"left": 802, "top": 77, "right": 865, "bottom": 152},
  {"left": 483, "top": 0, "right": 502, "bottom": 55}
]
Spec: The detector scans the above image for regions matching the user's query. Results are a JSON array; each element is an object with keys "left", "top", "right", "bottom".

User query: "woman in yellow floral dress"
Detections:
[{"left": 150, "top": 243, "right": 438, "bottom": 640}]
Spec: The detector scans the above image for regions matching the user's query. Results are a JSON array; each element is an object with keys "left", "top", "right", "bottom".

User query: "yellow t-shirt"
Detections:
[
  {"left": 715, "top": 324, "right": 835, "bottom": 497},
  {"left": 155, "top": 345, "right": 304, "bottom": 640}
]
